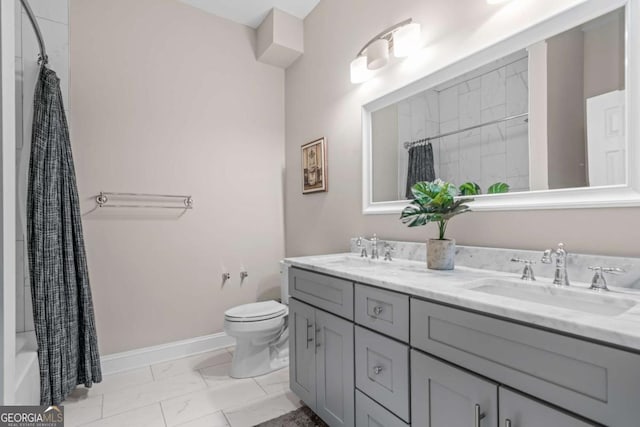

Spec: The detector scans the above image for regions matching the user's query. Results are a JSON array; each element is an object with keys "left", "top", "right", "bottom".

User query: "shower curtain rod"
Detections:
[
  {"left": 19, "top": 0, "right": 48, "bottom": 64},
  {"left": 403, "top": 112, "right": 529, "bottom": 150}
]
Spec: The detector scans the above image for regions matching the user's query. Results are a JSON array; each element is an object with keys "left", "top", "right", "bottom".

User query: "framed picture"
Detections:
[{"left": 301, "top": 137, "right": 328, "bottom": 194}]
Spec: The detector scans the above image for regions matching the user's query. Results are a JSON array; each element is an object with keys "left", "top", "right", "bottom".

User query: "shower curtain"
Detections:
[
  {"left": 27, "top": 66, "right": 101, "bottom": 405},
  {"left": 405, "top": 143, "right": 436, "bottom": 199}
]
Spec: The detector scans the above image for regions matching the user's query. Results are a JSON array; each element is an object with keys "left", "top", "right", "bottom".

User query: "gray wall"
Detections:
[
  {"left": 71, "top": 0, "right": 285, "bottom": 354},
  {"left": 546, "top": 28, "right": 587, "bottom": 190}
]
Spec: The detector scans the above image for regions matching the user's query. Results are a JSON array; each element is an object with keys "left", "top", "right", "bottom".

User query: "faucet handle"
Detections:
[
  {"left": 383, "top": 243, "right": 394, "bottom": 261},
  {"left": 511, "top": 257, "right": 536, "bottom": 281},
  {"left": 357, "top": 237, "right": 364, "bottom": 247},
  {"left": 588, "top": 266, "right": 625, "bottom": 292}
]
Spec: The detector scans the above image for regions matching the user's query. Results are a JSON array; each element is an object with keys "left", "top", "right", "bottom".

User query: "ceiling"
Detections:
[{"left": 178, "top": 0, "right": 321, "bottom": 28}]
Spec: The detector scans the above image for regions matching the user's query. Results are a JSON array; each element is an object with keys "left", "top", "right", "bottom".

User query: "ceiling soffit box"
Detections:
[
  {"left": 256, "top": 8, "right": 304, "bottom": 69},
  {"left": 178, "top": 0, "right": 319, "bottom": 29}
]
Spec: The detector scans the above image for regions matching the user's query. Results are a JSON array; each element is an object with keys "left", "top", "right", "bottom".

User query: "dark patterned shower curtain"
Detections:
[
  {"left": 27, "top": 66, "right": 101, "bottom": 405},
  {"left": 405, "top": 143, "right": 436, "bottom": 199}
]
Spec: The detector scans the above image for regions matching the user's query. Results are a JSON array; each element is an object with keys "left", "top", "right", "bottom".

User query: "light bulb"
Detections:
[
  {"left": 366, "top": 38, "right": 389, "bottom": 70},
  {"left": 350, "top": 56, "right": 372, "bottom": 84},
  {"left": 393, "top": 23, "right": 421, "bottom": 57}
]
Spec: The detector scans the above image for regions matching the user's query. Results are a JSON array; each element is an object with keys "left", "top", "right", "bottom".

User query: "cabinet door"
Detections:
[
  {"left": 500, "top": 388, "right": 598, "bottom": 427},
  {"left": 412, "top": 350, "right": 498, "bottom": 427},
  {"left": 316, "top": 309, "right": 355, "bottom": 427},
  {"left": 289, "top": 299, "right": 317, "bottom": 409}
]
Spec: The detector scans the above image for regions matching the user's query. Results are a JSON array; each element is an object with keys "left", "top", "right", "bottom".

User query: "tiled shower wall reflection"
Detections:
[
  {"left": 15, "top": 0, "right": 70, "bottom": 333},
  {"left": 397, "top": 51, "right": 530, "bottom": 196}
]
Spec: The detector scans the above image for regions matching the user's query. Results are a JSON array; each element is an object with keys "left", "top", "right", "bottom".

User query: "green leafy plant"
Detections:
[
  {"left": 459, "top": 182, "right": 481, "bottom": 196},
  {"left": 488, "top": 182, "right": 510, "bottom": 194},
  {"left": 400, "top": 180, "right": 473, "bottom": 240},
  {"left": 458, "top": 181, "right": 511, "bottom": 195}
]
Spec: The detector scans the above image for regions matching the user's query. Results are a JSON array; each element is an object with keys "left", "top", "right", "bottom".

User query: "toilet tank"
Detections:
[{"left": 280, "top": 261, "right": 290, "bottom": 305}]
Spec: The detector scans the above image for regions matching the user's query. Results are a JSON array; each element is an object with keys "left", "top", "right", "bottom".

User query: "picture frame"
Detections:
[{"left": 301, "top": 137, "right": 328, "bottom": 194}]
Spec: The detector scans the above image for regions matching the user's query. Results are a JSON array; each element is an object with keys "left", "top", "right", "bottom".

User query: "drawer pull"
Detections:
[
  {"left": 372, "top": 306, "right": 384, "bottom": 316},
  {"left": 373, "top": 365, "right": 384, "bottom": 375},
  {"left": 474, "top": 404, "right": 486, "bottom": 427},
  {"left": 306, "top": 321, "right": 314, "bottom": 349},
  {"left": 505, "top": 419, "right": 512, "bottom": 427}
]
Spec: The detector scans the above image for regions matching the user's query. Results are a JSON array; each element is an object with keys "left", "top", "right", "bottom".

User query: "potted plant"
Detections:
[{"left": 400, "top": 180, "right": 473, "bottom": 270}]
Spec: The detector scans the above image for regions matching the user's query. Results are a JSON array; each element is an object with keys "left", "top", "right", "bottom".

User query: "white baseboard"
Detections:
[{"left": 100, "top": 332, "right": 235, "bottom": 375}]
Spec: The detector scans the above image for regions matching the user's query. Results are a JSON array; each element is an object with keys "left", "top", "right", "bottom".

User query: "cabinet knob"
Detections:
[
  {"left": 373, "top": 306, "right": 384, "bottom": 316},
  {"left": 372, "top": 365, "right": 383, "bottom": 375}
]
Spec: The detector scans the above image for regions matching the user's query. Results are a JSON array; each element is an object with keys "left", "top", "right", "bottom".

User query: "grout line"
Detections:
[
  {"left": 159, "top": 402, "right": 168, "bottom": 427},
  {"left": 149, "top": 364, "right": 156, "bottom": 381},
  {"left": 253, "top": 378, "right": 268, "bottom": 395},
  {"left": 100, "top": 394, "right": 104, "bottom": 420},
  {"left": 221, "top": 410, "right": 233, "bottom": 427}
]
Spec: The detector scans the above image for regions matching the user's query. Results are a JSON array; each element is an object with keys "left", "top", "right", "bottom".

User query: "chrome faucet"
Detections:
[
  {"left": 356, "top": 237, "right": 368, "bottom": 258},
  {"left": 541, "top": 243, "right": 570, "bottom": 286},
  {"left": 356, "top": 234, "right": 380, "bottom": 259},
  {"left": 370, "top": 234, "right": 379, "bottom": 259},
  {"left": 588, "top": 266, "right": 625, "bottom": 292}
]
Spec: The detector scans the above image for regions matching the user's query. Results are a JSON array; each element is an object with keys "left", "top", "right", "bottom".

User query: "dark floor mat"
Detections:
[{"left": 253, "top": 405, "right": 329, "bottom": 427}]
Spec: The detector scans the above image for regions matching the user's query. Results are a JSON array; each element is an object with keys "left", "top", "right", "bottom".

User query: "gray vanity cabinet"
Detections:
[
  {"left": 289, "top": 297, "right": 355, "bottom": 427},
  {"left": 499, "top": 388, "right": 598, "bottom": 427},
  {"left": 411, "top": 349, "right": 499, "bottom": 427},
  {"left": 315, "top": 309, "right": 355, "bottom": 427},
  {"left": 290, "top": 298, "right": 317, "bottom": 407}
]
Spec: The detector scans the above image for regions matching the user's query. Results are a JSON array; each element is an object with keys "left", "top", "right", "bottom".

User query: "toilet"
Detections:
[{"left": 223, "top": 262, "right": 290, "bottom": 378}]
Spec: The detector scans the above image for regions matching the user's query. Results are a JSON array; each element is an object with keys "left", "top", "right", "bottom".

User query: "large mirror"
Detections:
[{"left": 363, "top": 0, "right": 640, "bottom": 213}]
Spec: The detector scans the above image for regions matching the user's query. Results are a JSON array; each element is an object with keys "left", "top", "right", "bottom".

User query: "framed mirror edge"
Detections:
[{"left": 362, "top": 0, "right": 640, "bottom": 214}]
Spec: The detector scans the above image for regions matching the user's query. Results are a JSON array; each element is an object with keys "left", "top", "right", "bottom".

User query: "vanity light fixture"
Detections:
[
  {"left": 486, "top": 0, "right": 513, "bottom": 4},
  {"left": 350, "top": 18, "right": 422, "bottom": 84}
]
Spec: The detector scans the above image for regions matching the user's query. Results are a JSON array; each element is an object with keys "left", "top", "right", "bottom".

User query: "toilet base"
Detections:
[{"left": 230, "top": 337, "right": 289, "bottom": 378}]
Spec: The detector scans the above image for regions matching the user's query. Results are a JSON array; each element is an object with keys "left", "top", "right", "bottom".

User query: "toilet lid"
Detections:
[{"left": 224, "top": 300, "right": 287, "bottom": 322}]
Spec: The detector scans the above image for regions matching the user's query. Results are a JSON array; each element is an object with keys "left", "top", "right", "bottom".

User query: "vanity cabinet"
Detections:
[
  {"left": 499, "top": 388, "right": 598, "bottom": 427},
  {"left": 411, "top": 298, "right": 640, "bottom": 426},
  {"left": 289, "top": 295, "right": 355, "bottom": 427},
  {"left": 288, "top": 266, "right": 640, "bottom": 427},
  {"left": 411, "top": 350, "right": 498, "bottom": 427}
]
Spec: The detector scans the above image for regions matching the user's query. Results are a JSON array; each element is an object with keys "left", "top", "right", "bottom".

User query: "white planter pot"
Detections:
[{"left": 427, "top": 239, "right": 456, "bottom": 270}]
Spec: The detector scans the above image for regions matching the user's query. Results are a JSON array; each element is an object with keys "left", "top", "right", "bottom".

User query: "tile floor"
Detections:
[{"left": 61, "top": 346, "right": 300, "bottom": 427}]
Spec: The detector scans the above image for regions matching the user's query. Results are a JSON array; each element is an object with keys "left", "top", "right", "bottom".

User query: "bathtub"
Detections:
[{"left": 15, "top": 331, "right": 39, "bottom": 404}]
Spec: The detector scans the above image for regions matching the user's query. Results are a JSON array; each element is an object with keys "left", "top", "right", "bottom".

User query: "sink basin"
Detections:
[{"left": 470, "top": 278, "right": 637, "bottom": 316}]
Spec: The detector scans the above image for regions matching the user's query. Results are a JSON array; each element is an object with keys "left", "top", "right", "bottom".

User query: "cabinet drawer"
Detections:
[
  {"left": 355, "top": 326, "right": 410, "bottom": 422},
  {"left": 289, "top": 267, "right": 354, "bottom": 319},
  {"left": 411, "top": 298, "right": 640, "bottom": 427},
  {"left": 356, "top": 390, "right": 409, "bottom": 427},
  {"left": 355, "top": 284, "right": 409, "bottom": 342}
]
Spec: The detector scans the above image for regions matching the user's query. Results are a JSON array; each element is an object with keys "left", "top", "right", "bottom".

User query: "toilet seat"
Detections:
[{"left": 224, "top": 300, "right": 287, "bottom": 322}]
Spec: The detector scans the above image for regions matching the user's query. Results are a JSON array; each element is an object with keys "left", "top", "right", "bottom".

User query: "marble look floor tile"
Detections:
[
  {"left": 61, "top": 393, "right": 103, "bottom": 427},
  {"left": 254, "top": 368, "right": 289, "bottom": 394},
  {"left": 161, "top": 379, "right": 265, "bottom": 426},
  {"left": 223, "top": 391, "right": 301, "bottom": 427},
  {"left": 152, "top": 350, "right": 232, "bottom": 380},
  {"left": 198, "top": 362, "right": 242, "bottom": 389},
  {"left": 102, "top": 371, "right": 205, "bottom": 418},
  {"left": 88, "top": 367, "right": 154, "bottom": 396},
  {"left": 82, "top": 403, "right": 166, "bottom": 427},
  {"left": 175, "top": 411, "right": 229, "bottom": 427}
]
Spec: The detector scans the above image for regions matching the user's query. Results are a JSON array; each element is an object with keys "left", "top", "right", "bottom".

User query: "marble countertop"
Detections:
[{"left": 284, "top": 253, "right": 640, "bottom": 352}]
